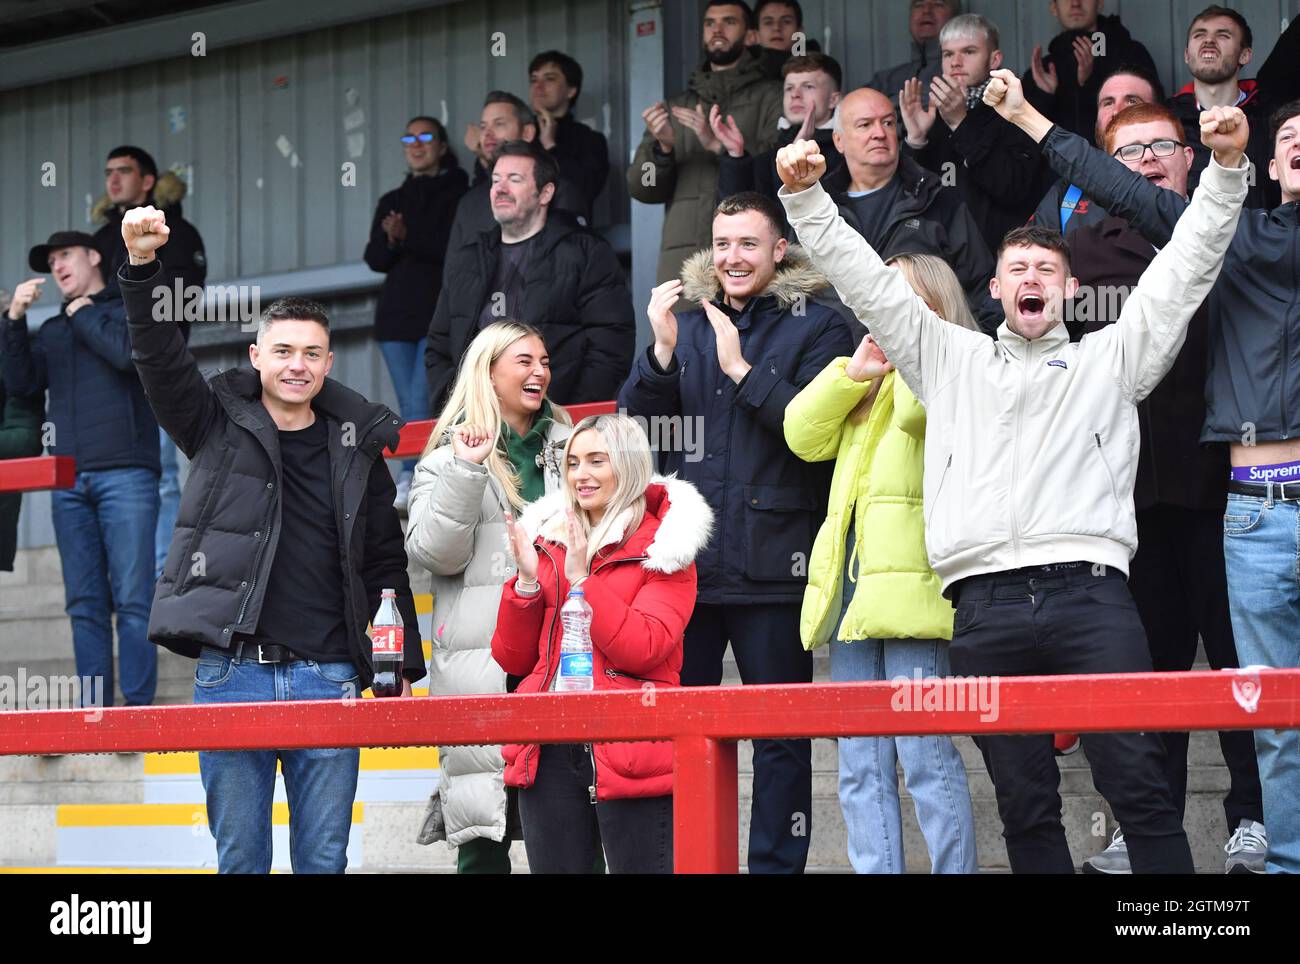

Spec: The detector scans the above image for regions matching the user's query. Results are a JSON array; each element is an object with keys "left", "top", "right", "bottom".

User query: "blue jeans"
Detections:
[
  {"left": 1223, "top": 491, "right": 1300, "bottom": 873},
  {"left": 155, "top": 427, "right": 181, "bottom": 579},
  {"left": 829, "top": 528, "right": 977, "bottom": 874},
  {"left": 193, "top": 647, "right": 361, "bottom": 874},
  {"left": 50, "top": 467, "right": 159, "bottom": 706},
  {"left": 378, "top": 338, "right": 428, "bottom": 475}
]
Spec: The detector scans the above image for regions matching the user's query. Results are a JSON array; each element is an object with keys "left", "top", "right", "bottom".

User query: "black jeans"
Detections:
[
  {"left": 681, "top": 602, "right": 812, "bottom": 874},
  {"left": 1129, "top": 504, "right": 1263, "bottom": 828},
  {"left": 517, "top": 744, "right": 673, "bottom": 874},
  {"left": 949, "top": 563, "right": 1194, "bottom": 874}
]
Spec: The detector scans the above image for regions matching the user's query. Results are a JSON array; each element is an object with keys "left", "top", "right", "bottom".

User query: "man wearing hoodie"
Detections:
[
  {"left": 867, "top": 0, "right": 959, "bottom": 110},
  {"left": 1022, "top": 0, "right": 1158, "bottom": 144},
  {"left": 92, "top": 145, "right": 207, "bottom": 582},
  {"left": 1170, "top": 6, "right": 1300, "bottom": 210},
  {"left": 619, "top": 191, "right": 854, "bottom": 873},
  {"left": 776, "top": 76, "right": 1250, "bottom": 871},
  {"left": 714, "top": 52, "right": 845, "bottom": 213},
  {"left": 628, "top": 1, "right": 783, "bottom": 285}
]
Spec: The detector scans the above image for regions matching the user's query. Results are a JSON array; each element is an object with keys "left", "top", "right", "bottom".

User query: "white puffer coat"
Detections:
[{"left": 405, "top": 420, "right": 571, "bottom": 845}]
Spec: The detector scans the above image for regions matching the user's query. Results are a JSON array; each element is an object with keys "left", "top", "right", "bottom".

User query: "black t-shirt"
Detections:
[
  {"left": 844, "top": 178, "right": 901, "bottom": 249},
  {"left": 477, "top": 236, "right": 535, "bottom": 329},
  {"left": 239, "top": 416, "right": 351, "bottom": 662}
]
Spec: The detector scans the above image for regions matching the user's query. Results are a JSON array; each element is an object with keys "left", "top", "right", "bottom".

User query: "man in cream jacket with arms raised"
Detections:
[{"left": 775, "top": 69, "right": 1251, "bottom": 874}]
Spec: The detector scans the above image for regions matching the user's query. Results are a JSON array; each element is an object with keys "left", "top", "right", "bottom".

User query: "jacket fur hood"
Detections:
[
  {"left": 92, "top": 170, "right": 189, "bottom": 225},
  {"left": 679, "top": 244, "right": 829, "bottom": 308},
  {"left": 517, "top": 475, "right": 713, "bottom": 574}
]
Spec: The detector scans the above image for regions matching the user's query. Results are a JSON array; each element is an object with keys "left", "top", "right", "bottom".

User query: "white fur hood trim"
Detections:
[{"left": 517, "top": 475, "right": 714, "bottom": 574}]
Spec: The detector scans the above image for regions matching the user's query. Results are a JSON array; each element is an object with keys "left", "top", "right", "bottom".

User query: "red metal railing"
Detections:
[
  {"left": 0, "top": 455, "right": 76, "bottom": 492},
  {"left": 2, "top": 669, "right": 1297, "bottom": 873},
  {"left": 391, "top": 400, "right": 619, "bottom": 459}
]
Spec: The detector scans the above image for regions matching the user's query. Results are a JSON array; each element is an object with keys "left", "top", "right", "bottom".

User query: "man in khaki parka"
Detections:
[{"left": 629, "top": 1, "right": 783, "bottom": 285}]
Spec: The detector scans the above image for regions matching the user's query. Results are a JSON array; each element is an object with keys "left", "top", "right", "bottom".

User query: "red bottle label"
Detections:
[{"left": 371, "top": 626, "right": 403, "bottom": 656}]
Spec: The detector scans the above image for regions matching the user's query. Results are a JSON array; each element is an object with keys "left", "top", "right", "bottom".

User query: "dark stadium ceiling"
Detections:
[{"left": 0, "top": 0, "right": 235, "bottom": 49}]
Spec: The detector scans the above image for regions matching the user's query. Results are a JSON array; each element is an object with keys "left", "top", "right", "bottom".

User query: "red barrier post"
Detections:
[{"left": 674, "top": 736, "right": 739, "bottom": 873}]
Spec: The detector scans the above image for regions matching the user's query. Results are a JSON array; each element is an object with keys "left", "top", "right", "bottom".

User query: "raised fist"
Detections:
[
  {"left": 775, "top": 138, "right": 826, "bottom": 193},
  {"left": 982, "top": 69, "right": 1024, "bottom": 119},
  {"left": 120, "top": 206, "right": 170, "bottom": 264},
  {"left": 451, "top": 424, "right": 495, "bottom": 465},
  {"left": 1200, "top": 105, "right": 1249, "bottom": 169}
]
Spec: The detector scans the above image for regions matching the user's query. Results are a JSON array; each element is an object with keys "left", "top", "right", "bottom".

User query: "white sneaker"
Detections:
[
  {"left": 393, "top": 474, "right": 411, "bottom": 513},
  {"left": 1083, "top": 828, "right": 1130, "bottom": 874},
  {"left": 1224, "top": 819, "right": 1267, "bottom": 874}
]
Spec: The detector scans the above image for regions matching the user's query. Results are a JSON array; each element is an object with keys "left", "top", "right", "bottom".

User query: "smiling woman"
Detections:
[
  {"left": 492, "top": 412, "right": 712, "bottom": 874},
  {"left": 404, "top": 321, "right": 574, "bottom": 873}
]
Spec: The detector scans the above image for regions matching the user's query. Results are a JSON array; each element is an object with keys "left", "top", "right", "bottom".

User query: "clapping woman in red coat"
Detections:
[{"left": 492, "top": 413, "right": 713, "bottom": 873}]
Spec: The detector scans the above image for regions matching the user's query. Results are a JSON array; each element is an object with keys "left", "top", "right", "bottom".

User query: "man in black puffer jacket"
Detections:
[
  {"left": 426, "top": 141, "right": 634, "bottom": 412},
  {"left": 3, "top": 231, "right": 160, "bottom": 708},
  {"left": 117, "top": 205, "right": 423, "bottom": 875}
]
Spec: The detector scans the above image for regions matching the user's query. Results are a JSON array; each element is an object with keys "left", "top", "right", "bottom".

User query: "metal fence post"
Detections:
[{"left": 673, "top": 735, "right": 738, "bottom": 874}]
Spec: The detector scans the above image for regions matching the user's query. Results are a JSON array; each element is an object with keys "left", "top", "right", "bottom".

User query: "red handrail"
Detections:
[
  {"left": 0, "top": 455, "right": 76, "bottom": 493},
  {"left": 3, "top": 669, "right": 1297, "bottom": 873},
  {"left": 391, "top": 400, "right": 619, "bottom": 458}
]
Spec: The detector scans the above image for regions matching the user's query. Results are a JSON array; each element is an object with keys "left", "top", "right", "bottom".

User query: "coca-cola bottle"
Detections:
[{"left": 370, "top": 588, "right": 404, "bottom": 698}]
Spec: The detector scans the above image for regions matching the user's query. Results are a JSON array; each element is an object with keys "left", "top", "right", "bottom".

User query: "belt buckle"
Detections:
[{"left": 256, "top": 644, "right": 274, "bottom": 665}]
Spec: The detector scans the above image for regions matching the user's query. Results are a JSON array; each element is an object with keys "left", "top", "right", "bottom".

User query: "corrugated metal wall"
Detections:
[
  {"left": 3, "top": 0, "right": 628, "bottom": 550},
  {"left": 0, "top": 0, "right": 628, "bottom": 287}
]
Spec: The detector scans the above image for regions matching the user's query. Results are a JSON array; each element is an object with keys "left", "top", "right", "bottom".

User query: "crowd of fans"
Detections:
[{"left": 3, "top": 0, "right": 1299, "bottom": 876}]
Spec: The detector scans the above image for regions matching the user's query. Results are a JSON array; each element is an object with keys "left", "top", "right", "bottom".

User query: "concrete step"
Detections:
[{"left": 0, "top": 740, "right": 1248, "bottom": 873}]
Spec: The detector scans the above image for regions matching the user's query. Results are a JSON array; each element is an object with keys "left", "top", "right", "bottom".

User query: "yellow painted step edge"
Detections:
[
  {"left": 145, "top": 746, "right": 439, "bottom": 775},
  {"left": 57, "top": 802, "right": 364, "bottom": 827}
]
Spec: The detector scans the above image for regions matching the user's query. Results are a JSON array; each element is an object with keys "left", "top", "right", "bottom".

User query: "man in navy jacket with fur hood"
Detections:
[{"left": 619, "top": 191, "right": 853, "bottom": 873}]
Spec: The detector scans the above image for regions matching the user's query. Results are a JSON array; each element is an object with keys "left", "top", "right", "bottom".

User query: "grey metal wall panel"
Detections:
[
  {"left": 5, "top": 0, "right": 628, "bottom": 551},
  {"left": 1, "top": 0, "right": 628, "bottom": 290}
]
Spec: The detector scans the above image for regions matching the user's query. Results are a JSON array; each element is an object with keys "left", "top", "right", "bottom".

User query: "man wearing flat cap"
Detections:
[{"left": 2, "top": 231, "right": 160, "bottom": 707}]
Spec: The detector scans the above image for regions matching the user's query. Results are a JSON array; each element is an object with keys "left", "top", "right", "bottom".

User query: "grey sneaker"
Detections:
[
  {"left": 1224, "top": 820, "right": 1267, "bottom": 874},
  {"left": 1083, "top": 829, "right": 1130, "bottom": 874}
]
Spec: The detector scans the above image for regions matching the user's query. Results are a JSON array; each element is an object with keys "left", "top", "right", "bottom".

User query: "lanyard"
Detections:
[{"left": 1059, "top": 184, "right": 1084, "bottom": 232}]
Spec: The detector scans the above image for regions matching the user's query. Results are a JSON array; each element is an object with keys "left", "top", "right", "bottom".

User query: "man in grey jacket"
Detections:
[
  {"left": 867, "top": 0, "right": 959, "bottom": 110},
  {"left": 775, "top": 79, "right": 1250, "bottom": 872}
]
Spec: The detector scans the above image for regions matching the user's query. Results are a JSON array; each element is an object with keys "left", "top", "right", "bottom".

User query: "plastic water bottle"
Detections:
[{"left": 556, "top": 589, "right": 594, "bottom": 692}]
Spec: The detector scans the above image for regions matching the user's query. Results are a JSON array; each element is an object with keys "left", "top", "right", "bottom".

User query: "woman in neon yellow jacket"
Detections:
[{"left": 784, "top": 253, "right": 977, "bottom": 874}]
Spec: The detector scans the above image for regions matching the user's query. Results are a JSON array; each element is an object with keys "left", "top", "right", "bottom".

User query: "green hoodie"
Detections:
[{"left": 501, "top": 401, "right": 559, "bottom": 504}]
